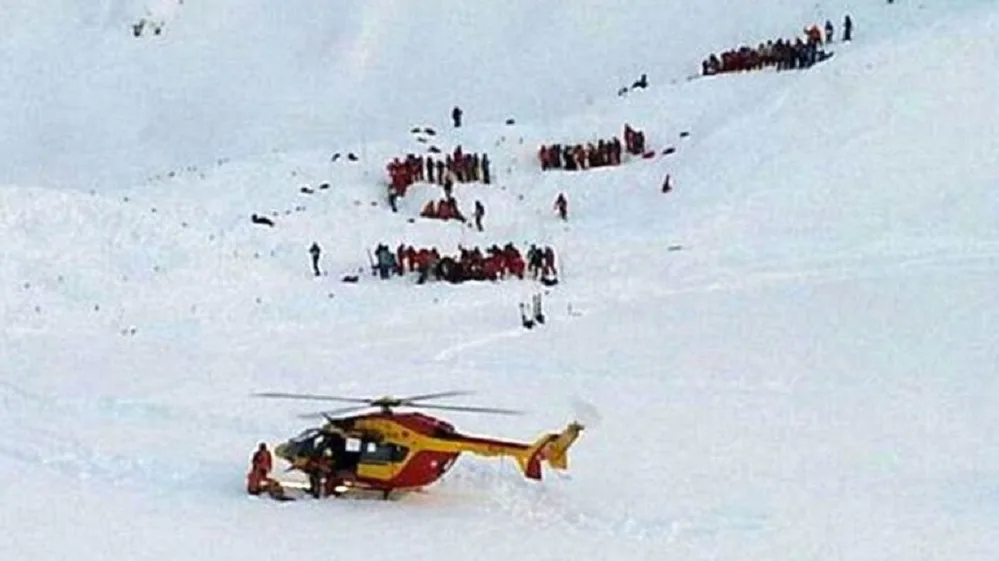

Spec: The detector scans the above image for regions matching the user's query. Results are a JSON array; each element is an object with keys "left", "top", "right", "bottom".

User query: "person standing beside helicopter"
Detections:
[{"left": 247, "top": 442, "right": 273, "bottom": 495}]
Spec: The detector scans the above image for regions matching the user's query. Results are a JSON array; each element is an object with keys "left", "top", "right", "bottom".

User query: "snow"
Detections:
[{"left": 2, "top": 1, "right": 999, "bottom": 560}]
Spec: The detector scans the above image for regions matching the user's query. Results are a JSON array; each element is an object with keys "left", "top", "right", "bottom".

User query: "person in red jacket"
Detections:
[
  {"left": 247, "top": 442, "right": 273, "bottom": 495},
  {"left": 482, "top": 255, "right": 502, "bottom": 280},
  {"left": 806, "top": 25, "right": 823, "bottom": 45},
  {"left": 421, "top": 199, "right": 437, "bottom": 218}
]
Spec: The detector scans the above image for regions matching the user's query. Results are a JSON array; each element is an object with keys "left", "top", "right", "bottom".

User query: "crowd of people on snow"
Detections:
[
  {"left": 368, "top": 243, "right": 557, "bottom": 284},
  {"left": 300, "top": 103, "right": 659, "bottom": 291},
  {"left": 538, "top": 124, "right": 649, "bottom": 171},
  {"left": 387, "top": 146, "right": 491, "bottom": 197},
  {"left": 417, "top": 189, "right": 562, "bottom": 229},
  {"left": 701, "top": 16, "right": 851, "bottom": 76},
  {"left": 418, "top": 196, "right": 487, "bottom": 230},
  {"left": 539, "top": 138, "right": 621, "bottom": 170},
  {"left": 420, "top": 196, "right": 463, "bottom": 221}
]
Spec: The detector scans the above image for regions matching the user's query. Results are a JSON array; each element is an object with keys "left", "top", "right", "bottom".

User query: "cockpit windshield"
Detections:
[
  {"left": 281, "top": 430, "right": 406, "bottom": 465},
  {"left": 292, "top": 428, "right": 320, "bottom": 443}
]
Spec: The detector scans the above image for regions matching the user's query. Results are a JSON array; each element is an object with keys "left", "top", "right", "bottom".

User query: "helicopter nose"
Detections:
[{"left": 274, "top": 442, "right": 293, "bottom": 459}]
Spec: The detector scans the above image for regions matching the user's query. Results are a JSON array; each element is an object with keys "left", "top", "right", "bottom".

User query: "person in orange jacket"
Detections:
[
  {"left": 247, "top": 442, "right": 273, "bottom": 495},
  {"left": 806, "top": 25, "right": 823, "bottom": 45}
]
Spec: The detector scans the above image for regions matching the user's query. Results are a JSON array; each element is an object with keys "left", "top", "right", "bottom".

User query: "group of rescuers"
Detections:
[{"left": 246, "top": 442, "right": 352, "bottom": 500}]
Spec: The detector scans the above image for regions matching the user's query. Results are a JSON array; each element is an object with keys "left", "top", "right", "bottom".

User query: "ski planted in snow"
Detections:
[
  {"left": 533, "top": 293, "right": 546, "bottom": 324},
  {"left": 519, "top": 302, "right": 535, "bottom": 329}
]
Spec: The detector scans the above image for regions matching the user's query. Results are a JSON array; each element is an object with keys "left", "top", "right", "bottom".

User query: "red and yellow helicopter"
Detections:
[{"left": 252, "top": 391, "right": 584, "bottom": 500}]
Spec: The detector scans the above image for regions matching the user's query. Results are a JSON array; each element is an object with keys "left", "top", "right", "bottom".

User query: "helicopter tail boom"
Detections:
[{"left": 517, "top": 421, "right": 584, "bottom": 480}]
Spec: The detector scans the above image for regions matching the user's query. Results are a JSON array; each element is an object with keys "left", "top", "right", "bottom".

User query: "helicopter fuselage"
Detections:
[{"left": 273, "top": 410, "right": 579, "bottom": 495}]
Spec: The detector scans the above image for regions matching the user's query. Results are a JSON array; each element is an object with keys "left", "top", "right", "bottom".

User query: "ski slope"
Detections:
[{"left": 2, "top": 1, "right": 999, "bottom": 560}]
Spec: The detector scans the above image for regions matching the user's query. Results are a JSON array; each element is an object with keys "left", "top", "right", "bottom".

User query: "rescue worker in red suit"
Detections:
[
  {"left": 504, "top": 245, "right": 526, "bottom": 279},
  {"left": 247, "top": 442, "right": 273, "bottom": 495},
  {"left": 554, "top": 193, "right": 568, "bottom": 221},
  {"left": 421, "top": 199, "right": 437, "bottom": 218}
]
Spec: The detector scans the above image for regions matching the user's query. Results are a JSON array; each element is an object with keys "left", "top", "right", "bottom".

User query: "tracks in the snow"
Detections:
[{"left": 437, "top": 461, "right": 767, "bottom": 546}]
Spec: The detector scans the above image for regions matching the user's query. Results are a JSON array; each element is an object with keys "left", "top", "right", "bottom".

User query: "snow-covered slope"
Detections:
[
  {"left": 2, "top": 1, "right": 998, "bottom": 560},
  {"left": 2, "top": 0, "right": 992, "bottom": 188}
]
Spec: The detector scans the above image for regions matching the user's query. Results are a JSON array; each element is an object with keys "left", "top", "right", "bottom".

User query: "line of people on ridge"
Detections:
[
  {"left": 538, "top": 124, "right": 648, "bottom": 171},
  {"left": 370, "top": 243, "right": 557, "bottom": 284},
  {"left": 539, "top": 138, "right": 622, "bottom": 171},
  {"left": 623, "top": 124, "right": 648, "bottom": 157},
  {"left": 387, "top": 146, "right": 491, "bottom": 197},
  {"left": 701, "top": 16, "right": 851, "bottom": 76}
]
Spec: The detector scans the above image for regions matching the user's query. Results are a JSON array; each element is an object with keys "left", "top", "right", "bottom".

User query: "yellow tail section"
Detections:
[
  {"left": 543, "top": 421, "right": 584, "bottom": 470},
  {"left": 515, "top": 421, "right": 584, "bottom": 480}
]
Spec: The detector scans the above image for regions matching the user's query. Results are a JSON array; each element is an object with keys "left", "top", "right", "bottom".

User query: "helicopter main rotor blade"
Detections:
[
  {"left": 416, "top": 403, "right": 524, "bottom": 415},
  {"left": 297, "top": 405, "right": 372, "bottom": 420},
  {"left": 399, "top": 390, "right": 475, "bottom": 403},
  {"left": 253, "top": 392, "right": 373, "bottom": 404}
]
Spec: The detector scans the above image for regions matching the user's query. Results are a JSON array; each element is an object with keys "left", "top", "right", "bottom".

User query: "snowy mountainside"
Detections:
[
  {"left": 1, "top": 0, "right": 991, "bottom": 188},
  {"left": 2, "top": 1, "right": 999, "bottom": 561},
  {"left": 669, "top": 9, "right": 999, "bottom": 265}
]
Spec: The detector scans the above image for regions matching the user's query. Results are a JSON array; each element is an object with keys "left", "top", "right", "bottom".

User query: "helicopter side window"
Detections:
[
  {"left": 390, "top": 445, "right": 409, "bottom": 462},
  {"left": 359, "top": 442, "right": 409, "bottom": 464},
  {"left": 308, "top": 434, "right": 340, "bottom": 456}
]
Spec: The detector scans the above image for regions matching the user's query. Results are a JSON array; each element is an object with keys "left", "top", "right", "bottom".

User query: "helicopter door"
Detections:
[
  {"left": 338, "top": 437, "right": 362, "bottom": 473},
  {"left": 355, "top": 441, "right": 409, "bottom": 483}
]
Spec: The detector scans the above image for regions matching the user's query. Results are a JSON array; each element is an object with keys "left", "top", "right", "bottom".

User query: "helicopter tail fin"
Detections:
[
  {"left": 544, "top": 421, "right": 584, "bottom": 470},
  {"left": 516, "top": 421, "right": 585, "bottom": 480}
]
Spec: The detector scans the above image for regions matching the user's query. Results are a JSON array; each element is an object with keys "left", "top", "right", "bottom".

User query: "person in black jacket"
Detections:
[
  {"left": 473, "top": 200, "right": 485, "bottom": 231},
  {"left": 481, "top": 154, "right": 491, "bottom": 184},
  {"left": 251, "top": 213, "right": 275, "bottom": 227},
  {"left": 309, "top": 242, "right": 322, "bottom": 277}
]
